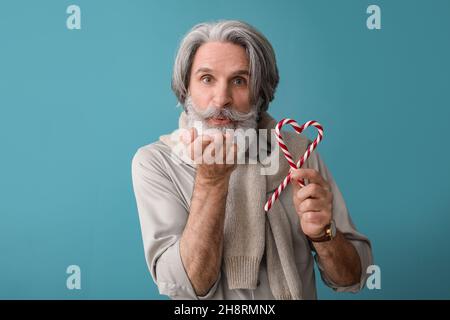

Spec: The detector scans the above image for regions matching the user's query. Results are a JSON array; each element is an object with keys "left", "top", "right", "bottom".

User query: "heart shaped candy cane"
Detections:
[{"left": 264, "top": 119, "right": 324, "bottom": 212}]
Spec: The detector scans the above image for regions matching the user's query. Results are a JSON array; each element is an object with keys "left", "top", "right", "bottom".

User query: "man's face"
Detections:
[{"left": 187, "top": 41, "right": 256, "bottom": 130}]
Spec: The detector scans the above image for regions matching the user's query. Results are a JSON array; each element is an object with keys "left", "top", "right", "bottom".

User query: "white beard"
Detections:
[{"left": 184, "top": 95, "right": 258, "bottom": 136}]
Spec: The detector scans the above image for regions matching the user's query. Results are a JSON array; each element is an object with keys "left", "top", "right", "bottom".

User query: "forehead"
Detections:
[{"left": 191, "top": 41, "right": 249, "bottom": 73}]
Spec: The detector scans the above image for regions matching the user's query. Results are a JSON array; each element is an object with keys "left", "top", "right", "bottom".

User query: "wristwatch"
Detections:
[{"left": 307, "top": 219, "right": 336, "bottom": 242}]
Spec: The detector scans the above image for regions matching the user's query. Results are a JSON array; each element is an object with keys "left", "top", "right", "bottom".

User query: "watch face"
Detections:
[{"left": 331, "top": 220, "right": 337, "bottom": 237}]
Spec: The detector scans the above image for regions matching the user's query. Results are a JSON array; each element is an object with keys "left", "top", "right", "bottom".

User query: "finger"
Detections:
[
  {"left": 289, "top": 172, "right": 306, "bottom": 193},
  {"left": 224, "top": 133, "right": 237, "bottom": 164},
  {"left": 290, "top": 171, "right": 306, "bottom": 194},
  {"left": 290, "top": 168, "right": 330, "bottom": 190},
  {"left": 301, "top": 210, "right": 330, "bottom": 225},
  {"left": 181, "top": 127, "right": 197, "bottom": 145},
  {"left": 190, "top": 127, "right": 198, "bottom": 141},
  {"left": 297, "top": 198, "right": 328, "bottom": 214},
  {"left": 295, "top": 183, "right": 328, "bottom": 205},
  {"left": 203, "top": 132, "right": 224, "bottom": 164},
  {"left": 202, "top": 143, "right": 216, "bottom": 164},
  {"left": 190, "top": 134, "right": 213, "bottom": 161}
]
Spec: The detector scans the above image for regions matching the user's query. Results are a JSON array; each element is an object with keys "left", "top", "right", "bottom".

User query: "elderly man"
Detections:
[{"left": 131, "top": 20, "right": 373, "bottom": 300}]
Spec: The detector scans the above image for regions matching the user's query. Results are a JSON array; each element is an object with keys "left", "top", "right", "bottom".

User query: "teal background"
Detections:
[{"left": 1, "top": 0, "right": 449, "bottom": 299}]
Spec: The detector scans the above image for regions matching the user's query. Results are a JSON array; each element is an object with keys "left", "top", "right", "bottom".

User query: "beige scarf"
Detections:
[{"left": 160, "top": 111, "right": 311, "bottom": 300}]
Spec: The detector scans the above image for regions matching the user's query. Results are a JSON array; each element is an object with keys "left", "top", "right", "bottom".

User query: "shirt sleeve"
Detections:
[
  {"left": 306, "top": 151, "right": 374, "bottom": 293},
  {"left": 131, "top": 145, "right": 221, "bottom": 300}
]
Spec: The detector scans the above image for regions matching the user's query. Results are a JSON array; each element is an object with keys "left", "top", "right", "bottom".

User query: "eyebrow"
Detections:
[{"left": 195, "top": 67, "right": 249, "bottom": 76}]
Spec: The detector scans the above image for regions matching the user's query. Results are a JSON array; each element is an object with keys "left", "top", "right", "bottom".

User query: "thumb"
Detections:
[{"left": 289, "top": 168, "right": 306, "bottom": 189}]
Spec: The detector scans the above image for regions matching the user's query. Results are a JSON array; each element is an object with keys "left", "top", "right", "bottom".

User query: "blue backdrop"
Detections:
[{"left": 1, "top": 0, "right": 449, "bottom": 299}]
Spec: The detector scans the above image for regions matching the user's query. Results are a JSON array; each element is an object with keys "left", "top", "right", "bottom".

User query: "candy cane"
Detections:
[{"left": 264, "top": 119, "right": 324, "bottom": 212}]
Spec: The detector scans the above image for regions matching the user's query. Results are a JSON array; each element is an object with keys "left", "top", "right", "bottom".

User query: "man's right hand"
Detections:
[
  {"left": 180, "top": 127, "right": 237, "bottom": 182},
  {"left": 179, "top": 127, "right": 236, "bottom": 295}
]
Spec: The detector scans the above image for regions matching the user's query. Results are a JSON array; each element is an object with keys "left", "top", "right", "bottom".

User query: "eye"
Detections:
[
  {"left": 201, "top": 75, "right": 213, "bottom": 84},
  {"left": 233, "top": 77, "right": 247, "bottom": 86}
]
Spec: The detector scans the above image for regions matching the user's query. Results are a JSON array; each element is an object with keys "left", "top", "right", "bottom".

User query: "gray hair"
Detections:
[{"left": 171, "top": 20, "right": 279, "bottom": 113}]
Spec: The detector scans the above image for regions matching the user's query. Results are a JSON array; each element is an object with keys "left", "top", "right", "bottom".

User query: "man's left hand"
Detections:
[{"left": 290, "top": 168, "right": 333, "bottom": 239}]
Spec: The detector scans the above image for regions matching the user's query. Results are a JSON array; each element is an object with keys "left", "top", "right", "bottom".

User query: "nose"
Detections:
[{"left": 212, "top": 81, "right": 233, "bottom": 108}]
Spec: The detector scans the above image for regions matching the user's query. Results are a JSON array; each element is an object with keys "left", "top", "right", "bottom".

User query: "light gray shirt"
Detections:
[{"left": 131, "top": 140, "right": 373, "bottom": 300}]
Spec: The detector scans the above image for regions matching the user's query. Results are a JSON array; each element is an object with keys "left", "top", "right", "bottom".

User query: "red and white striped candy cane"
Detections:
[{"left": 264, "top": 119, "right": 324, "bottom": 212}]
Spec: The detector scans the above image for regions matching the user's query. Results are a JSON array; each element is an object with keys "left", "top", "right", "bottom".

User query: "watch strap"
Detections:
[{"left": 306, "top": 223, "right": 333, "bottom": 242}]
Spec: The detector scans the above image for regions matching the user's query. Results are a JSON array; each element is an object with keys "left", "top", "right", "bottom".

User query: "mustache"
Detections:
[{"left": 185, "top": 97, "right": 257, "bottom": 122}]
